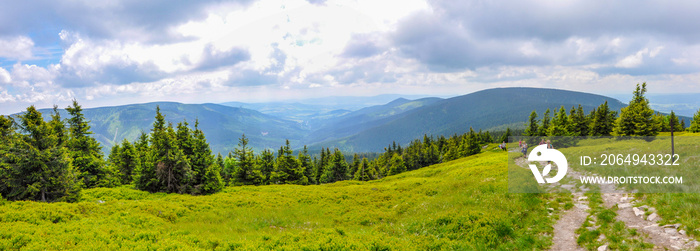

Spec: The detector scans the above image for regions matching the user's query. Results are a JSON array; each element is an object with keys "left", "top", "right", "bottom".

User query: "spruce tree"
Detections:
[
  {"left": 190, "top": 121, "right": 222, "bottom": 194},
  {"left": 3, "top": 106, "right": 80, "bottom": 202},
  {"left": 590, "top": 101, "right": 616, "bottom": 136},
  {"left": 548, "top": 106, "right": 570, "bottom": 136},
  {"left": 615, "top": 83, "right": 657, "bottom": 136},
  {"left": 271, "top": 140, "right": 304, "bottom": 184},
  {"left": 690, "top": 108, "right": 700, "bottom": 132},
  {"left": 388, "top": 153, "right": 406, "bottom": 176},
  {"left": 233, "top": 134, "right": 258, "bottom": 185},
  {"left": 298, "top": 146, "right": 312, "bottom": 185},
  {"left": 110, "top": 139, "right": 139, "bottom": 185},
  {"left": 354, "top": 158, "right": 373, "bottom": 181},
  {"left": 668, "top": 111, "right": 682, "bottom": 132},
  {"left": 525, "top": 110, "right": 538, "bottom": 136},
  {"left": 256, "top": 149, "right": 275, "bottom": 185},
  {"left": 66, "top": 100, "right": 107, "bottom": 188},
  {"left": 320, "top": 149, "right": 348, "bottom": 183},
  {"left": 538, "top": 109, "right": 551, "bottom": 136}
]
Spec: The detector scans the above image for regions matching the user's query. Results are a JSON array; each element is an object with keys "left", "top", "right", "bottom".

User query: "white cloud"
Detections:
[
  {"left": 615, "top": 48, "right": 648, "bottom": 68},
  {"left": 0, "top": 67, "right": 11, "bottom": 84},
  {"left": 0, "top": 36, "right": 34, "bottom": 60}
]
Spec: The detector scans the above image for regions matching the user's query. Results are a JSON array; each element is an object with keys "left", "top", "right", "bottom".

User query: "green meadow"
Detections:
[{"left": 0, "top": 148, "right": 563, "bottom": 250}]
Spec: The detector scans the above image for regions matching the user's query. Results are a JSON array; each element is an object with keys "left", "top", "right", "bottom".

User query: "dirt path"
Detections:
[
  {"left": 601, "top": 184, "right": 700, "bottom": 250},
  {"left": 515, "top": 154, "right": 700, "bottom": 250}
]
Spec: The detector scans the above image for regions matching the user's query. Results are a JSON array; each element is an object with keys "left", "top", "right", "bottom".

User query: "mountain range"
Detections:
[{"left": 19, "top": 87, "right": 690, "bottom": 155}]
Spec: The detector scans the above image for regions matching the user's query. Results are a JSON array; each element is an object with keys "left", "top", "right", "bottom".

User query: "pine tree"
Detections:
[
  {"left": 388, "top": 153, "right": 406, "bottom": 176},
  {"left": 354, "top": 158, "right": 373, "bottom": 181},
  {"left": 110, "top": 139, "right": 139, "bottom": 185},
  {"left": 668, "top": 111, "right": 682, "bottom": 132},
  {"left": 233, "top": 134, "right": 258, "bottom": 185},
  {"left": 298, "top": 146, "right": 312, "bottom": 185},
  {"left": 3, "top": 106, "right": 80, "bottom": 202},
  {"left": 590, "top": 101, "right": 616, "bottom": 136},
  {"left": 690, "top": 108, "right": 700, "bottom": 132},
  {"left": 525, "top": 110, "right": 539, "bottom": 136},
  {"left": 320, "top": 149, "right": 348, "bottom": 183},
  {"left": 548, "top": 106, "right": 570, "bottom": 136},
  {"left": 538, "top": 109, "right": 551, "bottom": 136},
  {"left": 615, "top": 83, "right": 657, "bottom": 136},
  {"left": 271, "top": 140, "right": 304, "bottom": 184},
  {"left": 66, "top": 100, "right": 108, "bottom": 188},
  {"left": 190, "top": 121, "right": 222, "bottom": 194},
  {"left": 569, "top": 105, "right": 589, "bottom": 136},
  {"left": 256, "top": 149, "right": 275, "bottom": 185}
]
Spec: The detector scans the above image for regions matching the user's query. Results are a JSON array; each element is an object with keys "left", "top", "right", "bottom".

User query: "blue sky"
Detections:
[{"left": 1, "top": 0, "right": 700, "bottom": 114}]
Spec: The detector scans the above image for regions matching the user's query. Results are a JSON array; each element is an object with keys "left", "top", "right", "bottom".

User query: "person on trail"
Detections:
[
  {"left": 518, "top": 139, "right": 523, "bottom": 148},
  {"left": 539, "top": 139, "right": 545, "bottom": 145},
  {"left": 501, "top": 141, "right": 507, "bottom": 151},
  {"left": 521, "top": 142, "right": 528, "bottom": 157}
]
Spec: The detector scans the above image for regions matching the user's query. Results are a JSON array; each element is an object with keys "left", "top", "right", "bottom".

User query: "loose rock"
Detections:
[
  {"left": 597, "top": 244, "right": 608, "bottom": 251},
  {"left": 633, "top": 207, "right": 644, "bottom": 217},
  {"left": 618, "top": 203, "right": 632, "bottom": 209},
  {"left": 647, "top": 213, "right": 658, "bottom": 221}
]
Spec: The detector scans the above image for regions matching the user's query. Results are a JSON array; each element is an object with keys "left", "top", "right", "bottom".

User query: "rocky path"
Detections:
[{"left": 514, "top": 155, "right": 700, "bottom": 250}]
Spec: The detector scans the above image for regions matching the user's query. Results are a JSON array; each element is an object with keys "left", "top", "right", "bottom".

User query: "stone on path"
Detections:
[
  {"left": 632, "top": 207, "right": 644, "bottom": 217},
  {"left": 597, "top": 244, "right": 608, "bottom": 251},
  {"left": 647, "top": 213, "right": 658, "bottom": 221}
]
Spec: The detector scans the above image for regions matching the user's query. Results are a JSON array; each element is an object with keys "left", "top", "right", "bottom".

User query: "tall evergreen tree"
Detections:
[
  {"left": 548, "top": 106, "right": 570, "bottom": 136},
  {"left": 668, "top": 111, "right": 682, "bottom": 132},
  {"left": 256, "top": 149, "right": 275, "bottom": 185},
  {"left": 569, "top": 105, "right": 589, "bottom": 136},
  {"left": 190, "top": 121, "right": 223, "bottom": 194},
  {"left": 271, "top": 140, "right": 304, "bottom": 184},
  {"left": 615, "top": 83, "right": 657, "bottom": 136},
  {"left": 590, "top": 101, "right": 616, "bottom": 136},
  {"left": 690, "top": 108, "right": 700, "bottom": 133},
  {"left": 298, "top": 146, "right": 313, "bottom": 185},
  {"left": 320, "top": 149, "right": 348, "bottom": 183},
  {"left": 2, "top": 106, "right": 80, "bottom": 202},
  {"left": 388, "top": 153, "right": 406, "bottom": 176},
  {"left": 66, "top": 100, "right": 107, "bottom": 188},
  {"left": 525, "top": 110, "right": 539, "bottom": 136},
  {"left": 538, "top": 109, "right": 551, "bottom": 136},
  {"left": 232, "top": 134, "right": 258, "bottom": 185},
  {"left": 110, "top": 139, "right": 140, "bottom": 185},
  {"left": 354, "top": 158, "right": 374, "bottom": 181}
]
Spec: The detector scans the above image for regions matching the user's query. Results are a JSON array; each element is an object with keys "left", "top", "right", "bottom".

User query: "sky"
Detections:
[{"left": 1, "top": 0, "right": 700, "bottom": 114}]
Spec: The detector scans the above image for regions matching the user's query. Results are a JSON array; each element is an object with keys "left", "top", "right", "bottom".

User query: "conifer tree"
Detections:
[
  {"left": 271, "top": 140, "right": 304, "bottom": 184},
  {"left": 668, "top": 111, "right": 682, "bottom": 132},
  {"left": 189, "top": 121, "right": 222, "bottom": 194},
  {"left": 233, "top": 134, "right": 258, "bottom": 185},
  {"left": 110, "top": 139, "right": 140, "bottom": 185},
  {"left": 690, "top": 108, "right": 700, "bottom": 132},
  {"left": 388, "top": 153, "right": 406, "bottom": 176},
  {"left": 615, "top": 83, "right": 657, "bottom": 136},
  {"left": 590, "top": 101, "right": 616, "bottom": 136},
  {"left": 3, "top": 106, "right": 80, "bottom": 202},
  {"left": 298, "top": 146, "right": 313, "bottom": 185},
  {"left": 66, "top": 100, "right": 107, "bottom": 188},
  {"left": 354, "top": 158, "right": 373, "bottom": 181},
  {"left": 256, "top": 149, "right": 275, "bottom": 185},
  {"left": 320, "top": 149, "right": 348, "bottom": 183},
  {"left": 525, "top": 110, "right": 539, "bottom": 136},
  {"left": 548, "top": 106, "right": 570, "bottom": 136},
  {"left": 538, "top": 109, "right": 551, "bottom": 136}
]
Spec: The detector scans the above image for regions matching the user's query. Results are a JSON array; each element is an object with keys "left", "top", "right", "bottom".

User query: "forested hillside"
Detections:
[{"left": 310, "top": 87, "right": 628, "bottom": 152}]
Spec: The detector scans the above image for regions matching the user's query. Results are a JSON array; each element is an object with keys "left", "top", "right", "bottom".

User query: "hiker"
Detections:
[
  {"left": 539, "top": 139, "right": 545, "bottom": 145},
  {"left": 500, "top": 141, "right": 507, "bottom": 151},
  {"left": 546, "top": 140, "right": 553, "bottom": 149},
  {"left": 518, "top": 139, "right": 523, "bottom": 148},
  {"left": 521, "top": 142, "right": 528, "bottom": 157}
]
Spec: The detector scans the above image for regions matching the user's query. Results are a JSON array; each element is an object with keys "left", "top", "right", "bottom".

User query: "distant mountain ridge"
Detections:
[{"left": 17, "top": 87, "right": 686, "bottom": 155}]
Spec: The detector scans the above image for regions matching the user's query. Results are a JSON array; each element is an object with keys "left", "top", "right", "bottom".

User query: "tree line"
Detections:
[
  {"left": 2, "top": 82, "right": 700, "bottom": 202},
  {"left": 524, "top": 83, "right": 700, "bottom": 138}
]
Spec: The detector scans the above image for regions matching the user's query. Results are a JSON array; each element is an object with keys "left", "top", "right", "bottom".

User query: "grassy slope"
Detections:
[{"left": 0, "top": 149, "right": 558, "bottom": 250}]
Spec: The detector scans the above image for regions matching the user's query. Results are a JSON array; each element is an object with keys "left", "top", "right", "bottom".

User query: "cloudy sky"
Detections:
[{"left": 1, "top": 0, "right": 700, "bottom": 114}]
